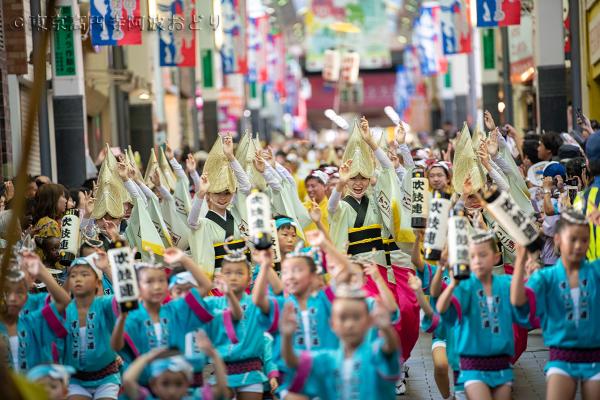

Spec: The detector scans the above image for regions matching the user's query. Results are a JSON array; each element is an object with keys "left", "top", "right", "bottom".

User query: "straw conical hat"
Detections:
[
  {"left": 159, "top": 147, "right": 177, "bottom": 191},
  {"left": 235, "top": 131, "right": 252, "bottom": 170},
  {"left": 202, "top": 136, "right": 237, "bottom": 194},
  {"left": 341, "top": 119, "right": 375, "bottom": 179},
  {"left": 145, "top": 148, "right": 169, "bottom": 190},
  {"left": 91, "top": 156, "right": 127, "bottom": 219},
  {"left": 452, "top": 122, "right": 486, "bottom": 194},
  {"left": 102, "top": 143, "right": 131, "bottom": 204}
]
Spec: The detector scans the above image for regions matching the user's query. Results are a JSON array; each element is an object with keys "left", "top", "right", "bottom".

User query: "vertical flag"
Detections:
[
  {"left": 476, "top": 0, "right": 521, "bottom": 28},
  {"left": 440, "top": 0, "right": 472, "bottom": 55},
  {"left": 90, "top": 0, "right": 142, "bottom": 45},
  {"left": 413, "top": 3, "right": 447, "bottom": 76},
  {"left": 158, "top": 0, "right": 196, "bottom": 67},
  {"left": 221, "top": 0, "right": 243, "bottom": 74}
]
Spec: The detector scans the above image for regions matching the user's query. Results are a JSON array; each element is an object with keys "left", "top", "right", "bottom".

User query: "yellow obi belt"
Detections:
[
  {"left": 347, "top": 224, "right": 384, "bottom": 256},
  {"left": 214, "top": 239, "right": 249, "bottom": 270}
]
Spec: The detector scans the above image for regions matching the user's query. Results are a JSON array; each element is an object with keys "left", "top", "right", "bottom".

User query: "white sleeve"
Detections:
[
  {"left": 491, "top": 153, "right": 512, "bottom": 174},
  {"left": 169, "top": 158, "right": 187, "bottom": 180},
  {"left": 374, "top": 148, "right": 393, "bottom": 170},
  {"left": 230, "top": 159, "right": 251, "bottom": 195},
  {"left": 188, "top": 195, "right": 204, "bottom": 229},
  {"left": 395, "top": 166, "right": 406, "bottom": 186},
  {"left": 123, "top": 179, "right": 147, "bottom": 205},
  {"left": 263, "top": 164, "right": 283, "bottom": 192},
  {"left": 190, "top": 170, "right": 201, "bottom": 190},
  {"left": 398, "top": 144, "right": 414, "bottom": 168},
  {"left": 487, "top": 160, "right": 510, "bottom": 192},
  {"left": 275, "top": 163, "right": 296, "bottom": 186},
  {"left": 328, "top": 188, "right": 342, "bottom": 215},
  {"left": 158, "top": 185, "right": 174, "bottom": 202},
  {"left": 137, "top": 180, "right": 159, "bottom": 202}
]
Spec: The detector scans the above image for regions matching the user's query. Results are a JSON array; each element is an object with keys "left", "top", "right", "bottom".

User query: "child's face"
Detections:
[
  {"left": 221, "top": 261, "right": 250, "bottom": 294},
  {"left": 138, "top": 268, "right": 168, "bottom": 305},
  {"left": 150, "top": 371, "right": 190, "bottom": 400},
  {"left": 468, "top": 241, "right": 499, "bottom": 279},
  {"left": 43, "top": 237, "right": 61, "bottom": 264},
  {"left": 331, "top": 298, "right": 370, "bottom": 348},
  {"left": 278, "top": 226, "right": 298, "bottom": 255},
  {"left": 4, "top": 281, "right": 28, "bottom": 318},
  {"left": 68, "top": 265, "right": 99, "bottom": 297},
  {"left": 281, "top": 257, "right": 314, "bottom": 296},
  {"left": 36, "top": 377, "right": 68, "bottom": 400},
  {"left": 555, "top": 224, "right": 589, "bottom": 265},
  {"left": 169, "top": 283, "right": 194, "bottom": 299}
]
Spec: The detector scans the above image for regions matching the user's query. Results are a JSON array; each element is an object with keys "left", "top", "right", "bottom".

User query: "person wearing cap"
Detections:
[
  {"left": 541, "top": 162, "right": 568, "bottom": 217},
  {"left": 0, "top": 251, "right": 70, "bottom": 374},
  {"left": 44, "top": 257, "right": 122, "bottom": 399},
  {"left": 122, "top": 337, "right": 228, "bottom": 400},
  {"left": 303, "top": 169, "right": 330, "bottom": 233},
  {"left": 426, "top": 161, "right": 452, "bottom": 193},
  {"left": 187, "top": 134, "right": 252, "bottom": 278},
  {"left": 90, "top": 144, "right": 133, "bottom": 251},
  {"left": 27, "top": 364, "right": 75, "bottom": 400},
  {"left": 574, "top": 131, "right": 600, "bottom": 260}
]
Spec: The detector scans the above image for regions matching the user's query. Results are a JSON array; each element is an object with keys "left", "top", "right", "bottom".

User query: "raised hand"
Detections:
[
  {"left": 151, "top": 169, "right": 161, "bottom": 188},
  {"left": 484, "top": 110, "right": 496, "bottom": 131},
  {"left": 222, "top": 135, "right": 235, "bottom": 161},
  {"left": 308, "top": 200, "right": 322, "bottom": 223},
  {"left": 486, "top": 129, "right": 499, "bottom": 157},
  {"left": 102, "top": 218, "right": 120, "bottom": 242},
  {"left": 359, "top": 116, "right": 376, "bottom": 148},
  {"left": 4, "top": 180, "right": 14, "bottom": 202},
  {"left": 477, "top": 142, "right": 491, "bottom": 170},
  {"left": 117, "top": 161, "right": 129, "bottom": 181},
  {"left": 305, "top": 229, "right": 326, "bottom": 248},
  {"left": 195, "top": 330, "right": 217, "bottom": 357},
  {"left": 165, "top": 145, "right": 174, "bottom": 160},
  {"left": 395, "top": 122, "right": 407, "bottom": 145},
  {"left": 338, "top": 160, "right": 353, "bottom": 186},
  {"left": 364, "top": 262, "right": 382, "bottom": 283},
  {"left": 163, "top": 247, "right": 185, "bottom": 264},
  {"left": 253, "top": 151, "right": 266, "bottom": 173},
  {"left": 185, "top": 154, "right": 197, "bottom": 173},
  {"left": 279, "top": 302, "right": 298, "bottom": 335},
  {"left": 198, "top": 174, "right": 210, "bottom": 198},
  {"left": 21, "top": 250, "right": 43, "bottom": 278}
]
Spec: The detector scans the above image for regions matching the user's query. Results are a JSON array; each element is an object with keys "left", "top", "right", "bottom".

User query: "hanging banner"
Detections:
[
  {"left": 54, "top": 5, "right": 77, "bottom": 76},
  {"left": 440, "top": 0, "right": 472, "bottom": 55},
  {"left": 158, "top": 0, "right": 196, "bottom": 67},
  {"left": 413, "top": 3, "right": 447, "bottom": 76},
  {"left": 90, "top": 0, "right": 142, "bottom": 46},
  {"left": 304, "top": 0, "right": 391, "bottom": 72},
  {"left": 221, "top": 0, "right": 245, "bottom": 74},
  {"left": 509, "top": 14, "right": 534, "bottom": 83},
  {"left": 475, "top": 0, "right": 521, "bottom": 28}
]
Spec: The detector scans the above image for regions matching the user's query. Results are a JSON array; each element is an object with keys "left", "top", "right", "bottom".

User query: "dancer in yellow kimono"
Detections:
[
  {"left": 187, "top": 134, "right": 251, "bottom": 278},
  {"left": 327, "top": 117, "right": 420, "bottom": 395}
]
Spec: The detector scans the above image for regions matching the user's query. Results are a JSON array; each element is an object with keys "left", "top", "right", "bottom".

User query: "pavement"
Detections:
[{"left": 402, "top": 330, "right": 582, "bottom": 399}]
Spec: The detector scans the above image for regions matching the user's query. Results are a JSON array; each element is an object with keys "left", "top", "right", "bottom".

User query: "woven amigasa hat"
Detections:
[
  {"left": 202, "top": 135, "right": 237, "bottom": 194},
  {"left": 341, "top": 119, "right": 375, "bottom": 179}
]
